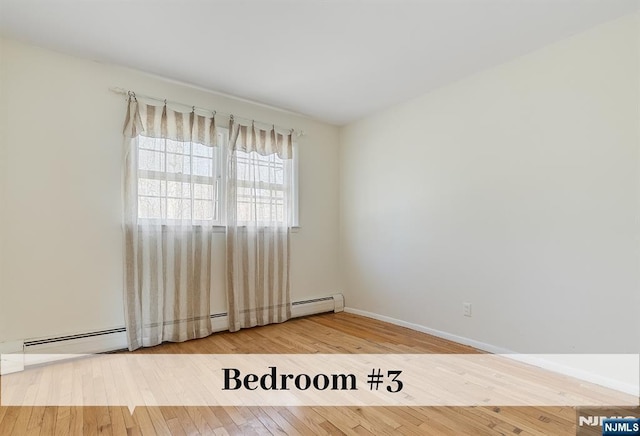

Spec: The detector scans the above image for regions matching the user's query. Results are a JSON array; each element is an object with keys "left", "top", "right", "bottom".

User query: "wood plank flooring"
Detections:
[{"left": 0, "top": 312, "right": 611, "bottom": 434}]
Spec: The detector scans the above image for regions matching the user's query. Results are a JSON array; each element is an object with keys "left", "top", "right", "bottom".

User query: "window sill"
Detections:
[
  {"left": 133, "top": 224, "right": 300, "bottom": 233},
  {"left": 210, "top": 226, "right": 300, "bottom": 233}
]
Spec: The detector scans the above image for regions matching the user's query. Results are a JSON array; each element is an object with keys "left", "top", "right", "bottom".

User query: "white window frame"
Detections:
[
  {"left": 136, "top": 131, "right": 225, "bottom": 227},
  {"left": 292, "top": 139, "right": 300, "bottom": 228}
]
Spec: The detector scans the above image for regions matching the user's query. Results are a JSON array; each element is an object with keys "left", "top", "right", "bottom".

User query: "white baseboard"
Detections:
[
  {"left": 23, "top": 331, "right": 128, "bottom": 367},
  {"left": 344, "top": 307, "right": 507, "bottom": 353},
  {"left": 292, "top": 295, "right": 339, "bottom": 318},
  {"left": 344, "top": 307, "right": 639, "bottom": 396},
  {"left": 0, "top": 356, "right": 25, "bottom": 375},
  {"left": 10, "top": 294, "right": 344, "bottom": 370},
  {"left": 0, "top": 340, "right": 25, "bottom": 375},
  {"left": 211, "top": 293, "right": 342, "bottom": 331},
  {"left": 211, "top": 315, "right": 229, "bottom": 333}
]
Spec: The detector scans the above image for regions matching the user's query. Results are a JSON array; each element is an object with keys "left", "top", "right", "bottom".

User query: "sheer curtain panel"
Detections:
[
  {"left": 122, "top": 98, "right": 216, "bottom": 350},
  {"left": 226, "top": 120, "right": 293, "bottom": 332}
]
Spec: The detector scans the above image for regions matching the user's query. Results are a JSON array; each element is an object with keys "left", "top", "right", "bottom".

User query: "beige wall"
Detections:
[
  {"left": 340, "top": 13, "right": 640, "bottom": 354},
  {"left": 0, "top": 38, "right": 341, "bottom": 342},
  {"left": 1, "top": 12, "right": 639, "bottom": 360}
]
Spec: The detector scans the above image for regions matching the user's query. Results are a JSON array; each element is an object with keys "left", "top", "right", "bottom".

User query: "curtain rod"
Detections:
[{"left": 109, "top": 87, "right": 306, "bottom": 137}]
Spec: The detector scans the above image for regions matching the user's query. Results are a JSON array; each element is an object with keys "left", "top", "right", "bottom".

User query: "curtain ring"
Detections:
[
  {"left": 163, "top": 99, "right": 167, "bottom": 106},
  {"left": 192, "top": 106, "right": 195, "bottom": 113}
]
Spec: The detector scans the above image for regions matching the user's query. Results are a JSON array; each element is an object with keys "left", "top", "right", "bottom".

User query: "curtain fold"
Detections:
[
  {"left": 122, "top": 98, "right": 215, "bottom": 350},
  {"left": 226, "top": 120, "right": 293, "bottom": 332}
]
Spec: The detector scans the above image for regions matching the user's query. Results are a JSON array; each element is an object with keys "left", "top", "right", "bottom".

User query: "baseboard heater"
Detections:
[{"left": 3, "top": 293, "right": 344, "bottom": 370}]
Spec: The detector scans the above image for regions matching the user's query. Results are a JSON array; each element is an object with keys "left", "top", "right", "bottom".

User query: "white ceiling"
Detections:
[{"left": 1, "top": 0, "right": 638, "bottom": 125}]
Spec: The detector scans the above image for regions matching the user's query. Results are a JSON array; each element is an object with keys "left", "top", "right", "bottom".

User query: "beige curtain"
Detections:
[
  {"left": 226, "top": 119, "right": 293, "bottom": 332},
  {"left": 123, "top": 98, "right": 216, "bottom": 350}
]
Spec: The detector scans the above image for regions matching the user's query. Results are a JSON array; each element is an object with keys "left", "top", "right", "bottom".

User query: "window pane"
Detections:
[
  {"left": 139, "top": 196, "right": 162, "bottom": 219},
  {"left": 236, "top": 187, "right": 251, "bottom": 197},
  {"left": 167, "top": 181, "right": 191, "bottom": 198},
  {"left": 193, "top": 157, "right": 212, "bottom": 177},
  {"left": 193, "top": 183, "right": 213, "bottom": 200},
  {"left": 139, "top": 136, "right": 164, "bottom": 151},
  {"left": 236, "top": 161, "right": 249, "bottom": 181},
  {"left": 255, "top": 188, "right": 274, "bottom": 198},
  {"left": 166, "top": 153, "right": 189, "bottom": 174},
  {"left": 193, "top": 200, "right": 214, "bottom": 220},
  {"left": 193, "top": 143, "right": 213, "bottom": 158},
  {"left": 167, "top": 198, "right": 191, "bottom": 220},
  {"left": 138, "top": 178, "right": 162, "bottom": 197},
  {"left": 166, "top": 140, "right": 188, "bottom": 155},
  {"left": 237, "top": 202, "right": 252, "bottom": 222},
  {"left": 139, "top": 150, "right": 164, "bottom": 171}
]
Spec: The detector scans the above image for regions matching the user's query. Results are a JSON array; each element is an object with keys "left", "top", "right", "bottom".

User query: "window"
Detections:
[
  {"left": 235, "top": 151, "right": 286, "bottom": 223},
  {"left": 136, "top": 129, "right": 299, "bottom": 226},
  {"left": 136, "top": 134, "right": 223, "bottom": 224}
]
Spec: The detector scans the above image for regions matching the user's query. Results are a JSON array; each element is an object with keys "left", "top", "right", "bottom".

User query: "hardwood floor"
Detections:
[{"left": 0, "top": 312, "right": 599, "bottom": 435}]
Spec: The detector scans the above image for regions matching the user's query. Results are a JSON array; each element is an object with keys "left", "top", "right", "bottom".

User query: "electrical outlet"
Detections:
[{"left": 463, "top": 302, "right": 472, "bottom": 317}]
